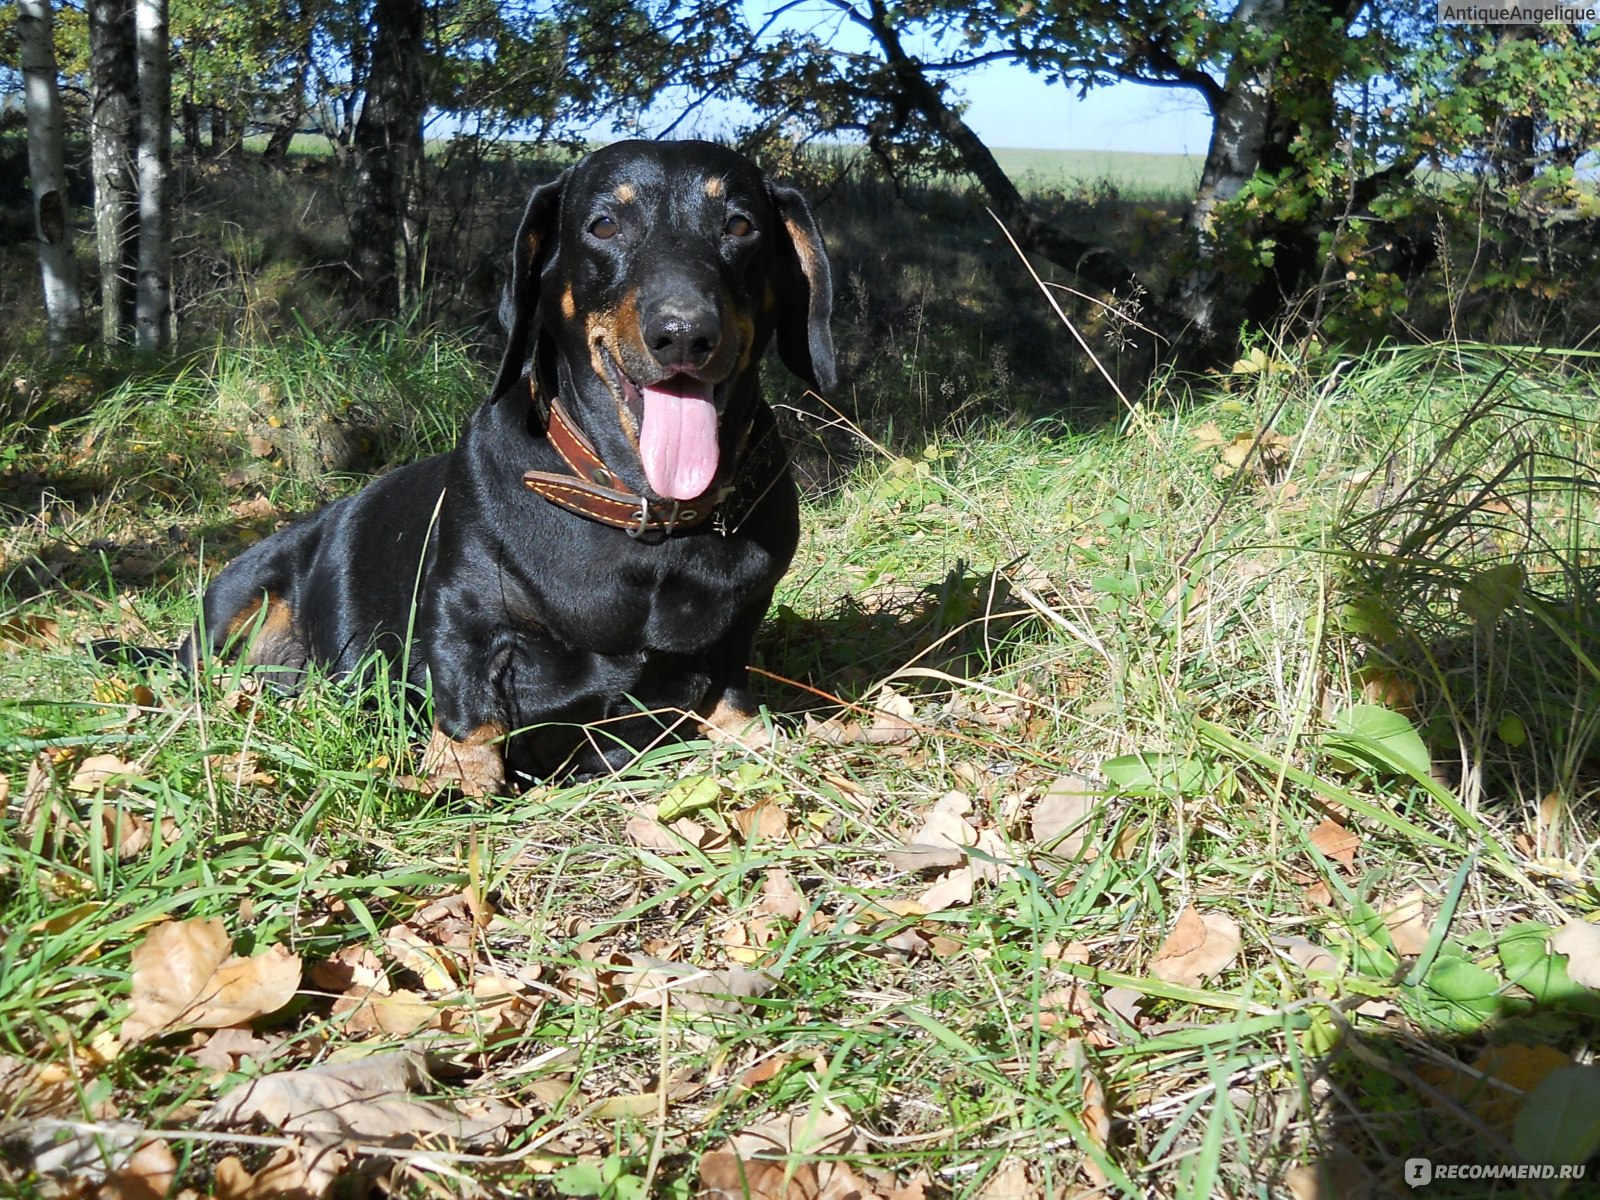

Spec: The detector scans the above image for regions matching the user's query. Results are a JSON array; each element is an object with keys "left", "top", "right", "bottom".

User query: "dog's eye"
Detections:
[
  {"left": 724, "top": 215, "right": 754, "bottom": 239},
  {"left": 589, "top": 216, "right": 620, "bottom": 240}
]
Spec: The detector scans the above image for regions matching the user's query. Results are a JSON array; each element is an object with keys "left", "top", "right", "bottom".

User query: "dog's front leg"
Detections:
[
  {"left": 697, "top": 600, "right": 775, "bottom": 751},
  {"left": 420, "top": 642, "right": 509, "bottom": 796}
]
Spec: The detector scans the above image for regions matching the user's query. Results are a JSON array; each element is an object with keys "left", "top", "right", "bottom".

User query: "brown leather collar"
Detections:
[{"left": 523, "top": 388, "right": 732, "bottom": 538}]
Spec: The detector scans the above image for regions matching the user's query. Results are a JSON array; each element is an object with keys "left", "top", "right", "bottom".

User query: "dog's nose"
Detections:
[{"left": 643, "top": 302, "right": 721, "bottom": 371}]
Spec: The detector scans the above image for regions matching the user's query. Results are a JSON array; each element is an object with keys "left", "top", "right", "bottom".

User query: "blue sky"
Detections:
[{"left": 957, "top": 64, "right": 1213, "bottom": 155}]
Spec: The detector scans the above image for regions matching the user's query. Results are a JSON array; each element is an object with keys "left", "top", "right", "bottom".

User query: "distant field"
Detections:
[{"left": 990, "top": 146, "right": 1202, "bottom": 197}]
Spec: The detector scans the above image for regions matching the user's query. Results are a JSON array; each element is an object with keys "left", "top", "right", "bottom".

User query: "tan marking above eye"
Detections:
[
  {"left": 590, "top": 215, "right": 620, "bottom": 239},
  {"left": 704, "top": 177, "right": 725, "bottom": 199},
  {"left": 614, "top": 183, "right": 636, "bottom": 204}
]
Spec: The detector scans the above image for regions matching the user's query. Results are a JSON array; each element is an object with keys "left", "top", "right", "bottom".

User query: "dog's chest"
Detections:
[{"left": 548, "top": 537, "right": 774, "bottom": 655}]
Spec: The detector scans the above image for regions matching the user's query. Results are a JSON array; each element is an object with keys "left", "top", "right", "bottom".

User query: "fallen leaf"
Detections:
[
  {"left": 758, "top": 867, "right": 806, "bottom": 921},
  {"left": 334, "top": 987, "right": 441, "bottom": 1036},
  {"left": 885, "top": 842, "right": 966, "bottom": 874},
  {"left": 1072, "top": 1039, "right": 1111, "bottom": 1189},
  {"left": 213, "top": 1143, "right": 349, "bottom": 1200},
  {"left": 122, "top": 919, "right": 301, "bottom": 1043},
  {"left": 734, "top": 801, "right": 789, "bottom": 843},
  {"left": 98, "top": 1138, "right": 177, "bottom": 1200},
  {"left": 1150, "top": 907, "right": 1241, "bottom": 987},
  {"left": 1381, "top": 890, "right": 1431, "bottom": 956},
  {"left": 307, "top": 944, "right": 389, "bottom": 996},
  {"left": 190, "top": 1027, "right": 287, "bottom": 1074},
  {"left": 202, "top": 1050, "right": 511, "bottom": 1147},
  {"left": 382, "top": 926, "right": 459, "bottom": 991},
  {"left": 1308, "top": 818, "right": 1359, "bottom": 867},
  {"left": 917, "top": 866, "right": 974, "bottom": 913},
  {"left": 1030, "top": 773, "right": 1100, "bottom": 856},
  {"left": 68, "top": 754, "right": 143, "bottom": 794},
  {"left": 1550, "top": 922, "right": 1600, "bottom": 988},
  {"left": 700, "top": 1107, "right": 878, "bottom": 1200},
  {"left": 1275, "top": 936, "right": 1339, "bottom": 976},
  {"left": 620, "top": 956, "right": 777, "bottom": 1014},
  {"left": 976, "top": 1158, "right": 1041, "bottom": 1200}
]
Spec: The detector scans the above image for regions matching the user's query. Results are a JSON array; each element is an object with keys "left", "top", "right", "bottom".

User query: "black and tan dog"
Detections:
[{"left": 142, "top": 141, "right": 834, "bottom": 792}]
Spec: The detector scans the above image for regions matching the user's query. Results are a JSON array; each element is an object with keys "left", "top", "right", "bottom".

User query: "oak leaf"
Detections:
[{"left": 122, "top": 919, "right": 300, "bottom": 1043}]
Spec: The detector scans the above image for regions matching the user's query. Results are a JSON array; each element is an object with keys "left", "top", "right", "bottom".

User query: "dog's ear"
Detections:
[
  {"left": 768, "top": 183, "right": 837, "bottom": 395},
  {"left": 492, "top": 169, "right": 570, "bottom": 407}
]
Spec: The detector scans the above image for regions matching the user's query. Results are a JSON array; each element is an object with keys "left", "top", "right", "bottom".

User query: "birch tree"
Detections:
[
  {"left": 134, "top": 0, "right": 172, "bottom": 352},
  {"left": 88, "top": 0, "right": 140, "bottom": 346},
  {"left": 18, "top": 0, "right": 86, "bottom": 348}
]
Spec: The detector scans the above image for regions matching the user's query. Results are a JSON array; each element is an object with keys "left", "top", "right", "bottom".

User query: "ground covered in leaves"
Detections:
[{"left": 3, "top": 341, "right": 1600, "bottom": 1199}]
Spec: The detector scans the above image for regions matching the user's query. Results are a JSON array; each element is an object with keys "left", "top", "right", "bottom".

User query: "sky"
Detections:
[{"left": 956, "top": 64, "right": 1213, "bottom": 156}]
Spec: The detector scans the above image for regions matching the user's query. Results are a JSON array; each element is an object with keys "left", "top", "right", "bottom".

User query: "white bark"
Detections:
[
  {"left": 19, "top": 0, "right": 86, "bottom": 347},
  {"left": 134, "top": 0, "right": 172, "bottom": 352}
]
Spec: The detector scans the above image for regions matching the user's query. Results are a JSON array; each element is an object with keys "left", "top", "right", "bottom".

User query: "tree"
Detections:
[
  {"left": 348, "top": 0, "right": 427, "bottom": 316},
  {"left": 728, "top": 0, "right": 1597, "bottom": 357},
  {"left": 88, "top": 0, "right": 140, "bottom": 346},
  {"left": 134, "top": 0, "right": 172, "bottom": 352},
  {"left": 19, "top": 0, "right": 87, "bottom": 348}
]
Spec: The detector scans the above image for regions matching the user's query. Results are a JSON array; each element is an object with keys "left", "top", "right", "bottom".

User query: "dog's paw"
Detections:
[
  {"left": 699, "top": 700, "right": 775, "bottom": 752},
  {"left": 419, "top": 724, "right": 507, "bottom": 798}
]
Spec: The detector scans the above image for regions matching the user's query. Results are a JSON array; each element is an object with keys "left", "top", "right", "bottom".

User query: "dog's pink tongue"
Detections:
[{"left": 639, "top": 378, "right": 719, "bottom": 501}]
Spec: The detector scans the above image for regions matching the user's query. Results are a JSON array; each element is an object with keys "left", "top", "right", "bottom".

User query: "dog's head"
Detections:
[{"left": 494, "top": 140, "right": 835, "bottom": 503}]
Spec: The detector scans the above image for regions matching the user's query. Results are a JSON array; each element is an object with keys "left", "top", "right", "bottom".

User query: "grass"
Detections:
[{"left": 3, "top": 325, "right": 1600, "bottom": 1197}]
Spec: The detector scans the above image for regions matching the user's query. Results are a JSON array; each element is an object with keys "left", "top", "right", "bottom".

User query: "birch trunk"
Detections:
[
  {"left": 19, "top": 0, "right": 86, "bottom": 348},
  {"left": 88, "top": 0, "right": 139, "bottom": 346},
  {"left": 134, "top": 0, "right": 172, "bottom": 352}
]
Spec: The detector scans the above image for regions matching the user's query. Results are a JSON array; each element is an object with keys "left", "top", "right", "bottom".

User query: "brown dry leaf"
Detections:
[
  {"left": 1284, "top": 1152, "right": 1375, "bottom": 1200},
  {"left": 307, "top": 944, "right": 389, "bottom": 996},
  {"left": 1419, "top": 1043, "right": 1573, "bottom": 1132},
  {"left": 1550, "top": 921, "right": 1600, "bottom": 988},
  {"left": 68, "top": 755, "right": 143, "bottom": 795},
  {"left": 620, "top": 955, "right": 777, "bottom": 1015},
  {"left": 0, "top": 1055, "right": 81, "bottom": 1119},
  {"left": 1308, "top": 818, "right": 1359, "bottom": 867},
  {"left": 190, "top": 1027, "right": 288, "bottom": 1074},
  {"left": 737, "top": 1055, "right": 792, "bottom": 1091},
  {"left": 885, "top": 842, "right": 966, "bottom": 874},
  {"left": 1275, "top": 936, "right": 1339, "bottom": 976},
  {"left": 1, "top": 613, "right": 63, "bottom": 651},
  {"left": 410, "top": 892, "right": 485, "bottom": 943},
  {"left": 624, "top": 813, "right": 724, "bottom": 853},
  {"left": 1191, "top": 422, "right": 1227, "bottom": 452},
  {"left": 757, "top": 868, "right": 806, "bottom": 921},
  {"left": 440, "top": 972, "right": 544, "bottom": 1041},
  {"left": 97, "top": 1138, "right": 177, "bottom": 1200},
  {"left": 208, "top": 751, "right": 276, "bottom": 789},
  {"left": 227, "top": 495, "right": 278, "bottom": 521},
  {"left": 334, "top": 988, "right": 441, "bottom": 1036},
  {"left": 806, "top": 688, "right": 919, "bottom": 747},
  {"left": 734, "top": 801, "right": 790, "bottom": 844},
  {"left": 213, "top": 1143, "right": 350, "bottom": 1200},
  {"left": 700, "top": 1107, "right": 877, "bottom": 1200},
  {"left": 382, "top": 926, "right": 459, "bottom": 991},
  {"left": 1030, "top": 773, "right": 1100, "bottom": 856},
  {"left": 202, "top": 1049, "right": 512, "bottom": 1147},
  {"left": 1072, "top": 1039, "right": 1112, "bottom": 1189},
  {"left": 1381, "top": 890, "right": 1431, "bottom": 956},
  {"left": 976, "top": 1158, "right": 1042, "bottom": 1200},
  {"left": 1150, "top": 907, "right": 1241, "bottom": 987},
  {"left": 968, "top": 827, "right": 1019, "bottom": 885},
  {"left": 122, "top": 918, "right": 301, "bottom": 1043},
  {"left": 917, "top": 866, "right": 974, "bottom": 914}
]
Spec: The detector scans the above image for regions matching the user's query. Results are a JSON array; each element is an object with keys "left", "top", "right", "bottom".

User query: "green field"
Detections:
[{"left": 991, "top": 146, "right": 1202, "bottom": 197}]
